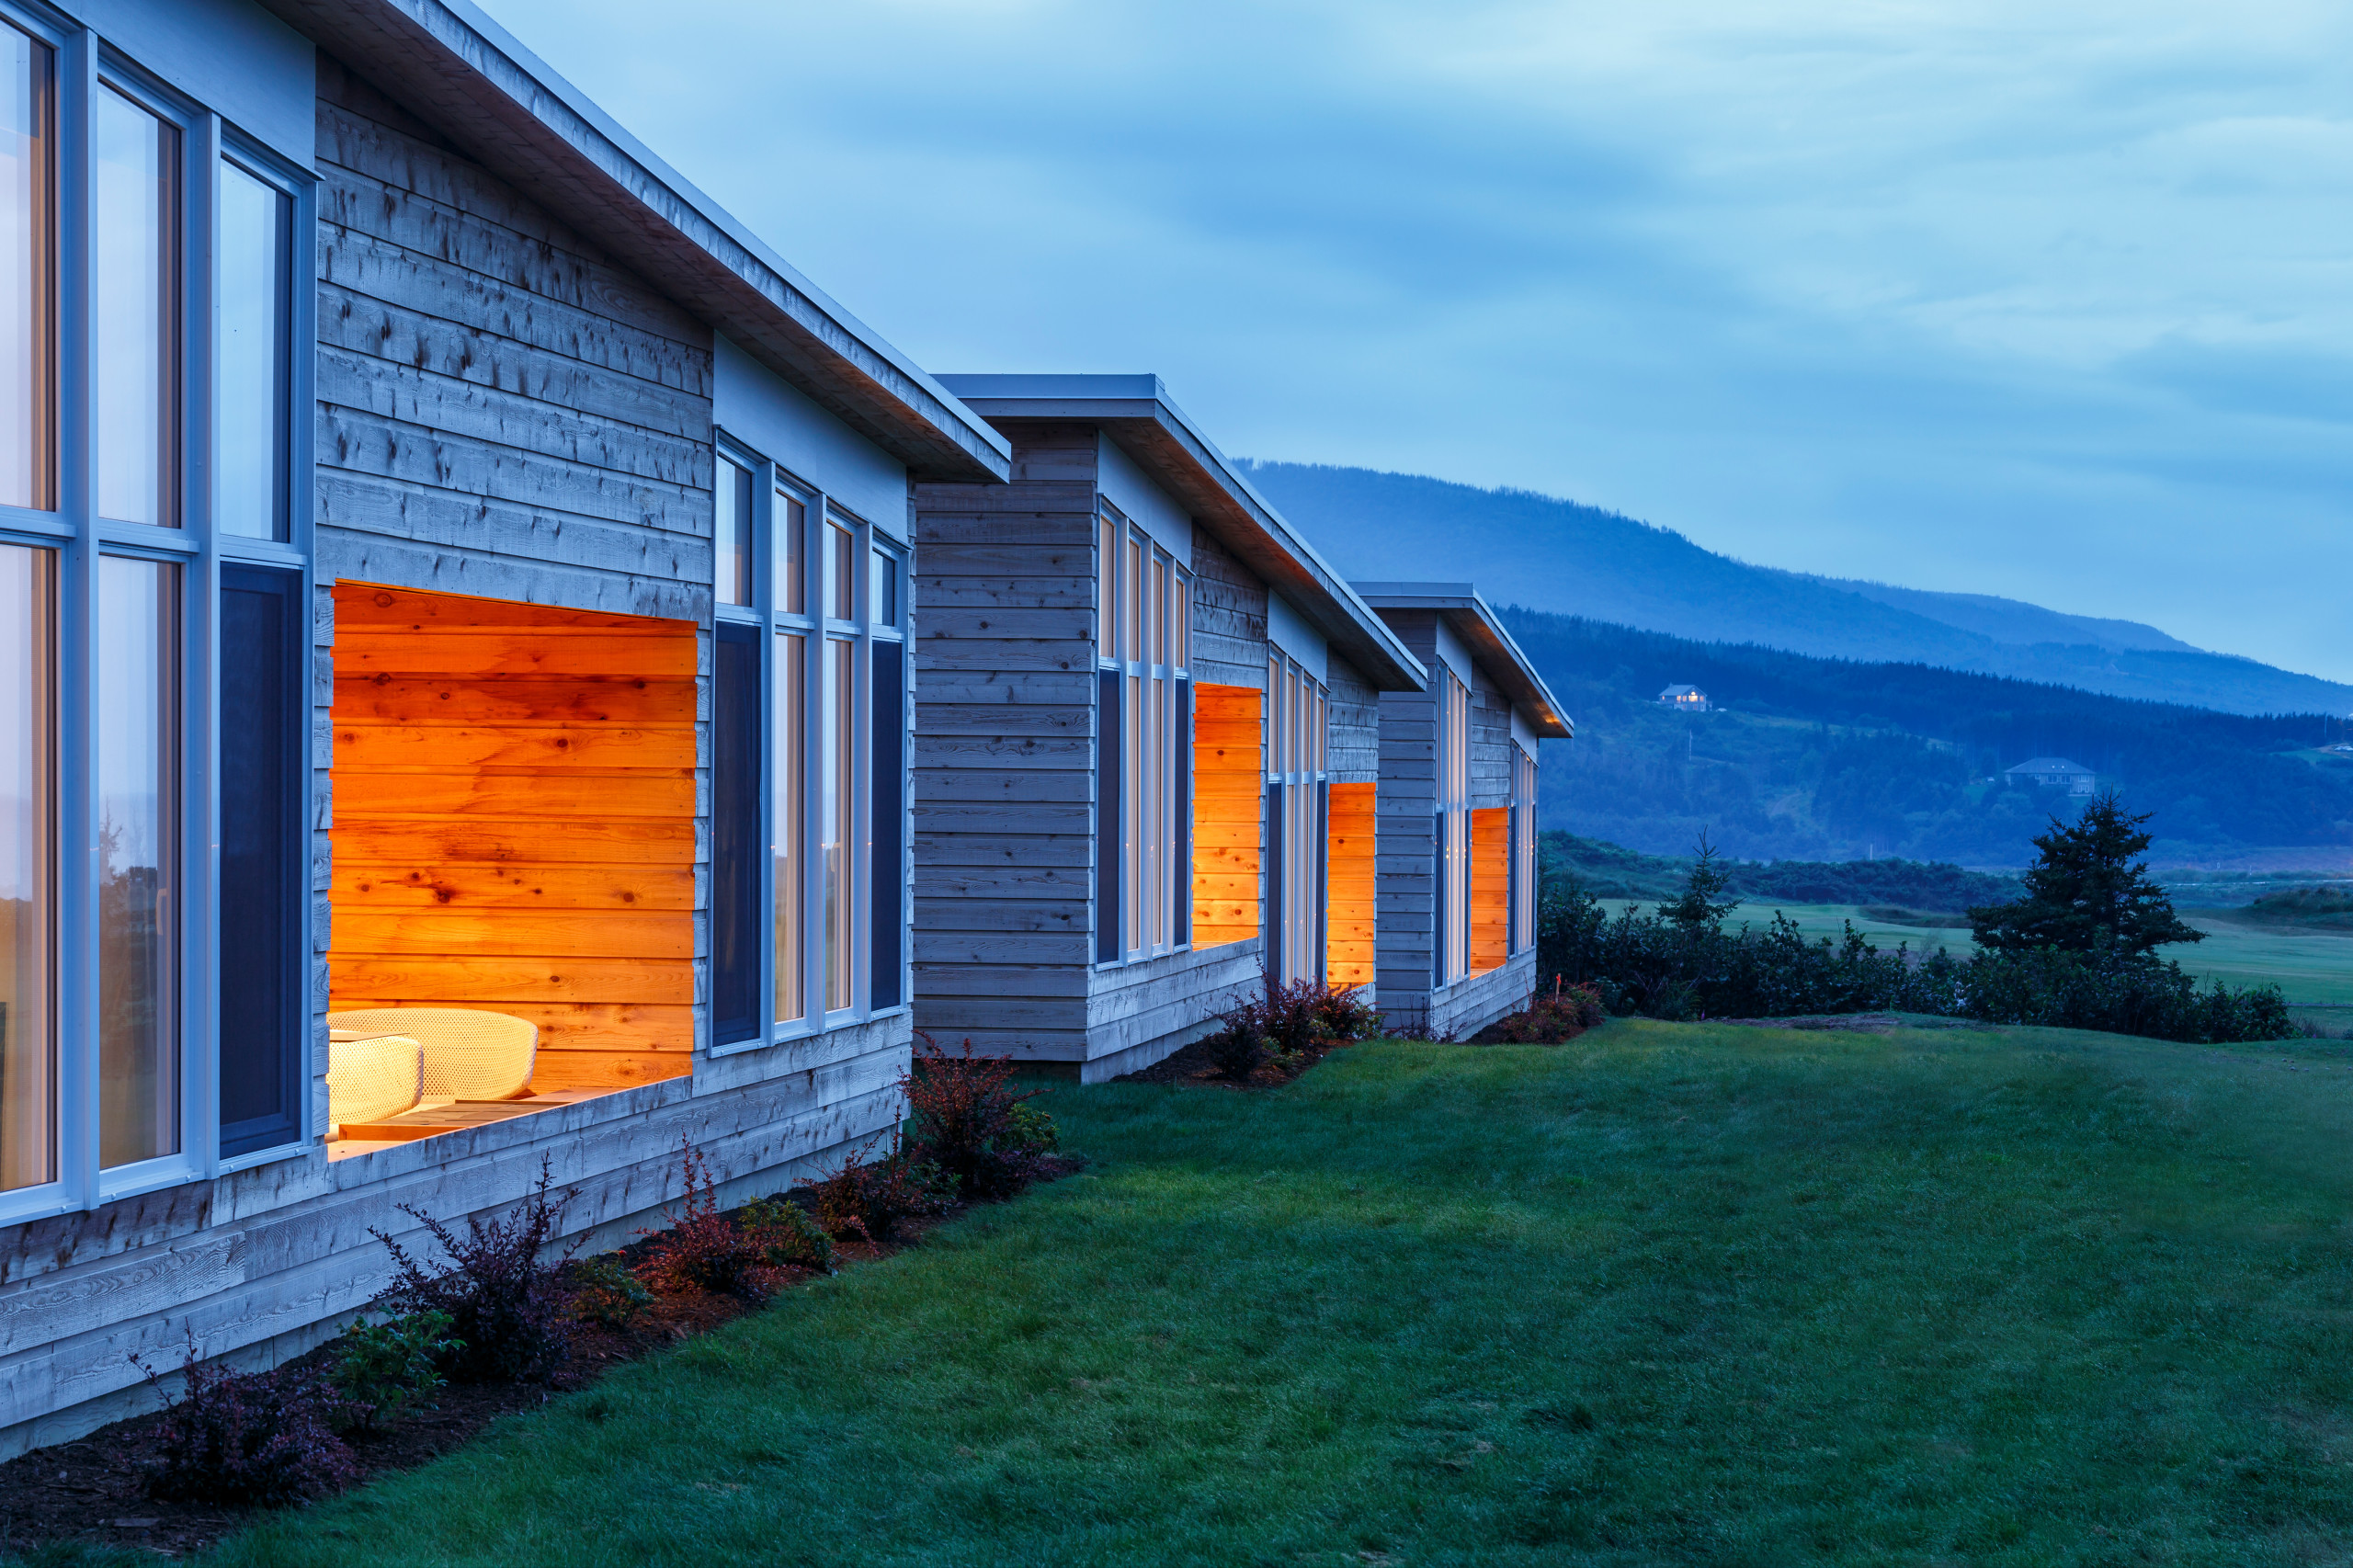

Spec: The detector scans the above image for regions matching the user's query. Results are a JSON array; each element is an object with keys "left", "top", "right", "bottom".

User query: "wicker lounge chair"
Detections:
[
  {"left": 325, "top": 1007, "right": 539, "bottom": 1101},
  {"left": 325, "top": 1034, "right": 425, "bottom": 1129}
]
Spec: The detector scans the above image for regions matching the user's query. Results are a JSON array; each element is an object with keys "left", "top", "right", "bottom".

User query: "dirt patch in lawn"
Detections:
[
  {"left": 1715, "top": 1012, "right": 1975, "bottom": 1032},
  {"left": 0, "top": 1206, "right": 958, "bottom": 1561}
]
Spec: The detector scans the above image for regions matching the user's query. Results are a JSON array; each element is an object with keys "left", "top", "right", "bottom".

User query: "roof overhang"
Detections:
[
  {"left": 1352, "top": 583, "right": 1574, "bottom": 739},
  {"left": 938, "top": 375, "right": 1427, "bottom": 693},
  {"left": 260, "top": 0, "right": 1009, "bottom": 484}
]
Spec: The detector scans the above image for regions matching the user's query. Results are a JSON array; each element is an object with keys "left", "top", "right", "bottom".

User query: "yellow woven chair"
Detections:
[
  {"left": 326, "top": 1008, "right": 538, "bottom": 1101},
  {"left": 324, "top": 1035, "right": 424, "bottom": 1130}
]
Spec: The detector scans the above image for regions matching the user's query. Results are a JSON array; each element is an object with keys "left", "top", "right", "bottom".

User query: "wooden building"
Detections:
[
  {"left": 912, "top": 377, "right": 1427, "bottom": 1081},
  {"left": 0, "top": 0, "right": 1008, "bottom": 1454},
  {"left": 1355, "top": 585, "right": 1572, "bottom": 1039}
]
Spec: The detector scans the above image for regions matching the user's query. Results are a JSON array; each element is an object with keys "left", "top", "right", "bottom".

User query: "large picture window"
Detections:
[
  {"left": 1095, "top": 512, "right": 1189, "bottom": 963},
  {"left": 0, "top": 6, "right": 311, "bottom": 1220},
  {"left": 1266, "top": 653, "right": 1325, "bottom": 985},
  {"left": 708, "top": 443, "right": 907, "bottom": 1047}
]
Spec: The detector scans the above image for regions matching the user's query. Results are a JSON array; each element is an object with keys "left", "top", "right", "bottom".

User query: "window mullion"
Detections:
[
  {"left": 54, "top": 22, "right": 97, "bottom": 1210},
  {"left": 184, "top": 109, "right": 219, "bottom": 1171}
]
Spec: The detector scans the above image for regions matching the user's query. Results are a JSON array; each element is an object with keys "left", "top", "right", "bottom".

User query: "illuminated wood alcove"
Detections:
[
  {"left": 1190, "top": 684, "right": 1263, "bottom": 950},
  {"left": 1325, "top": 781, "right": 1376, "bottom": 988},
  {"left": 326, "top": 584, "right": 698, "bottom": 1148},
  {"left": 1471, "top": 807, "right": 1509, "bottom": 975}
]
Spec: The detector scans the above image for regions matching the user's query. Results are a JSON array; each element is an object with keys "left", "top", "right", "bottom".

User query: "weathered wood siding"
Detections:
[
  {"left": 1471, "top": 807, "right": 1509, "bottom": 974},
  {"left": 1326, "top": 653, "right": 1381, "bottom": 784},
  {"left": 907, "top": 426, "right": 1099, "bottom": 1061}
]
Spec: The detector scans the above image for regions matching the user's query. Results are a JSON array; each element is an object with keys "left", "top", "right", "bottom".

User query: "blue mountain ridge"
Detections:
[{"left": 1236, "top": 460, "right": 2353, "bottom": 719}]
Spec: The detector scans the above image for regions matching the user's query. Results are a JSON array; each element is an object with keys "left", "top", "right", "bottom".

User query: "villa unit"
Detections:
[
  {"left": 2005, "top": 756, "right": 2097, "bottom": 795},
  {"left": 910, "top": 377, "right": 1427, "bottom": 1081},
  {"left": 1358, "top": 585, "right": 1572, "bottom": 1039},
  {"left": 0, "top": 0, "right": 1009, "bottom": 1454}
]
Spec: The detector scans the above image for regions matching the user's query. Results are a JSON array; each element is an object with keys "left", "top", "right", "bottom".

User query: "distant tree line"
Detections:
[{"left": 1538, "top": 801, "right": 2298, "bottom": 1045}]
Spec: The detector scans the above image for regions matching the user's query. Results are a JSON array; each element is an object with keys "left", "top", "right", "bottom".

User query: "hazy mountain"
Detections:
[{"left": 1240, "top": 460, "right": 2353, "bottom": 718}]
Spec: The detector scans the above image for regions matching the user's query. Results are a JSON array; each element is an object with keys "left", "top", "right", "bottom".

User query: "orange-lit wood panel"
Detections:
[
  {"left": 329, "top": 582, "right": 698, "bottom": 1087},
  {"left": 1191, "top": 684, "right": 1262, "bottom": 949},
  {"left": 1471, "top": 807, "right": 1508, "bottom": 975},
  {"left": 1325, "top": 781, "right": 1376, "bottom": 988}
]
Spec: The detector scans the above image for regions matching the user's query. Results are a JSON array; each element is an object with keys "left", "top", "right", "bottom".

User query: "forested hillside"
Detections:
[
  {"left": 1506, "top": 611, "right": 2353, "bottom": 866},
  {"left": 1242, "top": 460, "right": 2353, "bottom": 716}
]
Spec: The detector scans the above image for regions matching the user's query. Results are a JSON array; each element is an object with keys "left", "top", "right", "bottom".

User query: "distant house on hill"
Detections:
[
  {"left": 1658, "top": 684, "right": 1711, "bottom": 712},
  {"left": 2006, "top": 756, "right": 2098, "bottom": 795}
]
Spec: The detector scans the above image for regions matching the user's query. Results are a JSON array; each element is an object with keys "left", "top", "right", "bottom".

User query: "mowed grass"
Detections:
[
  {"left": 176, "top": 1022, "right": 2353, "bottom": 1567},
  {"left": 1602, "top": 897, "right": 2353, "bottom": 1005}
]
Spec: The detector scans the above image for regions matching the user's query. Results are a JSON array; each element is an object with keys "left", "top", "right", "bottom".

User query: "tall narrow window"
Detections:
[
  {"left": 870, "top": 616, "right": 904, "bottom": 1012},
  {"left": 1096, "top": 520, "right": 1190, "bottom": 962},
  {"left": 1266, "top": 654, "right": 1327, "bottom": 984},
  {"left": 94, "top": 88, "right": 176, "bottom": 528},
  {"left": 2, "top": 26, "right": 51, "bottom": 512},
  {"left": 1437, "top": 671, "right": 1471, "bottom": 986},
  {"left": 711, "top": 623, "right": 760, "bottom": 1045},
  {"left": 713, "top": 457, "right": 752, "bottom": 607},
  {"left": 773, "top": 631, "right": 804, "bottom": 1024},
  {"left": 98, "top": 556, "right": 178, "bottom": 1168},
  {"left": 217, "top": 566, "right": 301, "bottom": 1154},
  {"left": 776, "top": 493, "right": 804, "bottom": 614},
  {"left": 0, "top": 544, "right": 52, "bottom": 1189},
  {"left": 214, "top": 161, "right": 288, "bottom": 540},
  {"left": 828, "top": 521, "right": 855, "bottom": 622},
  {"left": 824, "top": 637, "right": 854, "bottom": 1011}
]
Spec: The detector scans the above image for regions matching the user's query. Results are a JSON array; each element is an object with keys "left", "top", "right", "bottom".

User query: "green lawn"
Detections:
[
  {"left": 157, "top": 1023, "right": 2353, "bottom": 1566},
  {"left": 1603, "top": 898, "right": 2353, "bottom": 1005}
]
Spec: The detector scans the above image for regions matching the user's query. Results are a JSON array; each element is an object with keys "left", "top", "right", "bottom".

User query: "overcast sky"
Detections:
[{"left": 480, "top": 0, "right": 2353, "bottom": 684}]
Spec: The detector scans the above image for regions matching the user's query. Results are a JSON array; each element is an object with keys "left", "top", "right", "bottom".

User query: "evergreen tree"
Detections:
[
  {"left": 1664, "top": 832, "right": 1741, "bottom": 936},
  {"left": 1967, "top": 790, "right": 2203, "bottom": 956}
]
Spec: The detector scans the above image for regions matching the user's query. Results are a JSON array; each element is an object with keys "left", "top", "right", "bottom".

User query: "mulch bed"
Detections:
[
  {"left": 1113, "top": 1035, "right": 1358, "bottom": 1089},
  {"left": 0, "top": 1204, "right": 958, "bottom": 1561}
]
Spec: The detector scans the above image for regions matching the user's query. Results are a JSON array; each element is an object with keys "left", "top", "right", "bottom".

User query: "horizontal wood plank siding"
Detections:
[
  {"left": 908, "top": 426, "right": 1101, "bottom": 1059},
  {"left": 1326, "top": 780, "right": 1377, "bottom": 990}
]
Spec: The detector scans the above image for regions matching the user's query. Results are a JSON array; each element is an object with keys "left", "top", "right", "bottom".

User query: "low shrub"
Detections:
[
  {"left": 1475, "top": 982, "right": 1607, "bottom": 1044},
  {"left": 566, "top": 1257, "right": 654, "bottom": 1329},
  {"left": 1314, "top": 982, "right": 1384, "bottom": 1041},
  {"left": 327, "top": 1310, "right": 456, "bottom": 1430},
  {"left": 904, "top": 1035, "right": 1062, "bottom": 1199},
  {"left": 136, "top": 1348, "right": 356, "bottom": 1506},
  {"left": 372, "top": 1156, "right": 575, "bottom": 1385},
  {"left": 741, "top": 1195, "right": 836, "bottom": 1274},
  {"left": 1007, "top": 1101, "right": 1059, "bottom": 1155},
  {"left": 637, "top": 1140, "right": 781, "bottom": 1299},
  {"left": 1958, "top": 940, "right": 2299, "bottom": 1043},
  {"left": 795, "top": 1141, "right": 950, "bottom": 1244},
  {"left": 1199, "top": 1006, "right": 1274, "bottom": 1080}
]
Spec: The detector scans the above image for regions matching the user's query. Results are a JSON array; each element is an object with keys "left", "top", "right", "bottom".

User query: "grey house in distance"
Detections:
[
  {"left": 911, "top": 376, "right": 1426, "bottom": 1081},
  {"left": 1357, "top": 585, "right": 1572, "bottom": 1039}
]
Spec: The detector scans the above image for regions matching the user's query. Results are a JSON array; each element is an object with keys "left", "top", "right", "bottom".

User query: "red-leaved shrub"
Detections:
[
  {"left": 136, "top": 1347, "right": 357, "bottom": 1506},
  {"left": 635, "top": 1140, "right": 836, "bottom": 1298},
  {"left": 795, "top": 1139, "right": 950, "bottom": 1243},
  {"left": 903, "top": 1034, "right": 1066, "bottom": 1199},
  {"left": 1472, "top": 981, "right": 1608, "bottom": 1044},
  {"left": 373, "top": 1156, "right": 575, "bottom": 1384}
]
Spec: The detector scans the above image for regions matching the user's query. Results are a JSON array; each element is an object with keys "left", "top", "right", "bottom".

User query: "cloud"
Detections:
[{"left": 480, "top": 0, "right": 2353, "bottom": 681}]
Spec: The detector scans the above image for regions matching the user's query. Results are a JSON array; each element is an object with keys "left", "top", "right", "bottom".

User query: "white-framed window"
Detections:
[
  {"left": 1094, "top": 509, "right": 1189, "bottom": 964},
  {"left": 708, "top": 443, "right": 907, "bottom": 1051},
  {"left": 1436, "top": 668, "right": 1472, "bottom": 986},
  {"left": 1508, "top": 746, "right": 1537, "bottom": 954},
  {"left": 1266, "top": 652, "right": 1325, "bottom": 984},
  {"left": 0, "top": 9, "right": 313, "bottom": 1222}
]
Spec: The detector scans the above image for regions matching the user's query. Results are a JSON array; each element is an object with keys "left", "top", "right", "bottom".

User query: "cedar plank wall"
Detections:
[
  {"left": 327, "top": 585, "right": 699, "bottom": 1087},
  {"left": 0, "top": 57, "right": 924, "bottom": 1461},
  {"left": 908, "top": 424, "right": 1099, "bottom": 1062},
  {"left": 1324, "top": 654, "right": 1382, "bottom": 994}
]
